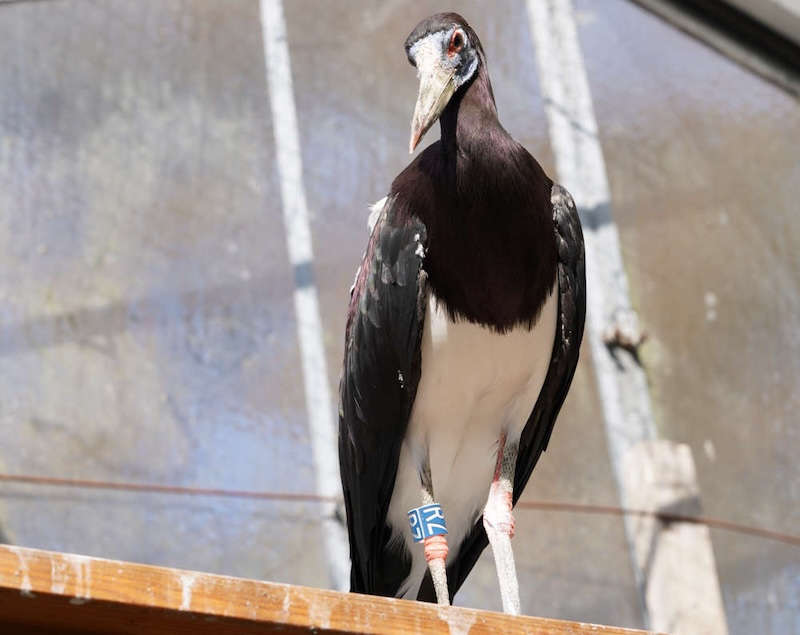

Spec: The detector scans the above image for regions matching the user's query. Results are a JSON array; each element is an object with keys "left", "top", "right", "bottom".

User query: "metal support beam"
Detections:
[
  {"left": 259, "top": 0, "right": 349, "bottom": 591},
  {"left": 629, "top": 0, "right": 800, "bottom": 96}
]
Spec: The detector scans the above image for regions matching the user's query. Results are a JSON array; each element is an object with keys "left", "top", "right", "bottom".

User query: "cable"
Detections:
[
  {"left": 0, "top": 473, "right": 329, "bottom": 503},
  {"left": 514, "top": 499, "right": 800, "bottom": 547},
  {"left": 1, "top": 472, "right": 797, "bottom": 548}
]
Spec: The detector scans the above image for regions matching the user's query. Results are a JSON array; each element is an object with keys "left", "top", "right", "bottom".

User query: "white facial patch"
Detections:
[
  {"left": 409, "top": 30, "right": 451, "bottom": 78},
  {"left": 408, "top": 29, "right": 478, "bottom": 88}
]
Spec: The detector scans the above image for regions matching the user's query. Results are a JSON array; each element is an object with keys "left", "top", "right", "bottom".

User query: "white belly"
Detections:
[{"left": 386, "top": 285, "right": 558, "bottom": 598}]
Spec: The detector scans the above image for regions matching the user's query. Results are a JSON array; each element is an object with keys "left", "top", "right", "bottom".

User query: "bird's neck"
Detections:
[
  {"left": 438, "top": 61, "right": 501, "bottom": 158},
  {"left": 418, "top": 60, "right": 556, "bottom": 331}
]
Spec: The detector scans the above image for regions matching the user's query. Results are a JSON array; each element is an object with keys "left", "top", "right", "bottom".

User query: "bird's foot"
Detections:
[{"left": 483, "top": 482, "right": 515, "bottom": 539}]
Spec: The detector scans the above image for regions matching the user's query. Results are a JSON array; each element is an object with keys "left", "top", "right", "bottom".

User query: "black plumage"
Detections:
[{"left": 338, "top": 13, "right": 585, "bottom": 603}]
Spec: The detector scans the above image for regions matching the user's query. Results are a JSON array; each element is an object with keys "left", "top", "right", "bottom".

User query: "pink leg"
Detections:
[
  {"left": 483, "top": 432, "right": 521, "bottom": 615},
  {"left": 420, "top": 465, "right": 450, "bottom": 605},
  {"left": 424, "top": 534, "right": 449, "bottom": 563},
  {"left": 484, "top": 434, "right": 516, "bottom": 538}
]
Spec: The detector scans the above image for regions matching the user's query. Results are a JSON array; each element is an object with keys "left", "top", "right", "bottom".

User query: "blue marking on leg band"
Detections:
[{"left": 407, "top": 503, "right": 448, "bottom": 543}]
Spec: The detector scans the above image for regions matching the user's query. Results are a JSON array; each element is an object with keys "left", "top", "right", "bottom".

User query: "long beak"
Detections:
[{"left": 409, "top": 69, "right": 456, "bottom": 153}]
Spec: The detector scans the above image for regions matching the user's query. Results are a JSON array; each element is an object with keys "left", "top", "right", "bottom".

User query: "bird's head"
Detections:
[{"left": 405, "top": 13, "right": 482, "bottom": 153}]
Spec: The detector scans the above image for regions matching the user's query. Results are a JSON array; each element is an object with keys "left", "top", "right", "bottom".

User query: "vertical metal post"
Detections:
[
  {"left": 260, "top": 0, "right": 349, "bottom": 591},
  {"left": 527, "top": 2, "right": 728, "bottom": 632}
]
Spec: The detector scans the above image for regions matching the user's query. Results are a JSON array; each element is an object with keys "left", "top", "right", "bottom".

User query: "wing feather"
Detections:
[{"left": 338, "top": 196, "right": 429, "bottom": 596}]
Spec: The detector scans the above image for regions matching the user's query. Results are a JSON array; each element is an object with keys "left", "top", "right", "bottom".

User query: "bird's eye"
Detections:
[{"left": 448, "top": 29, "right": 465, "bottom": 56}]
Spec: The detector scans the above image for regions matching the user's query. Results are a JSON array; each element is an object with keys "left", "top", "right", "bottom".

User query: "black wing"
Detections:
[
  {"left": 338, "top": 196, "right": 429, "bottom": 596},
  {"left": 419, "top": 183, "right": 586, "bottom": 602}
]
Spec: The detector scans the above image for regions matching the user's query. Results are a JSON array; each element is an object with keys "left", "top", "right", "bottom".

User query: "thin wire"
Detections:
[
  {"left": 0, "top": 472, "right": 797, "bottom": 547},
  {"left": 0, "top": 473, "right": 329, "bottom": 503},
  {"left": 514, "top": 500, "right": 800, "bottom": 547},
  {"left": 0, "top": 0, "right": 63, "bottom": 5}
]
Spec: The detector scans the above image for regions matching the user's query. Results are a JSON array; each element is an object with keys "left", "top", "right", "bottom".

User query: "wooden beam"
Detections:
[{"left": 0, "top": 544, "right": 655, "bottom": 634}]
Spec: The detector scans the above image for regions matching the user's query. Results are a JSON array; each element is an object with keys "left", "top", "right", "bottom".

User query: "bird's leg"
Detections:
[
  {"left": 416, "top": 461, "right": 450, "bottom": 605},
  {"left": 483, "top": 431, "right": 521, "bottom": 615}
]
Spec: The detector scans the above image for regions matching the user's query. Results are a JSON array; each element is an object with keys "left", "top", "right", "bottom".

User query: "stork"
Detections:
[{"left": 338, "top": 13, "right": 585, "bottom": 614}]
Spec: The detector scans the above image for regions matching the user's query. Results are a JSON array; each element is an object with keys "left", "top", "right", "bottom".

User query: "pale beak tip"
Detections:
[{"left": 409, "top": 133, "right": 419, "bottom": 154}]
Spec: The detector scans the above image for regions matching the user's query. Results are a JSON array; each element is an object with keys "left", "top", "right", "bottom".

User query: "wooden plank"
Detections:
[{"left": 0, "top": 544, "right": 656, "bottom": 634}]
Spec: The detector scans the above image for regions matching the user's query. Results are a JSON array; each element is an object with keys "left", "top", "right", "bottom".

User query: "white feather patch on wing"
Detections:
[
  {"left": 349, "top": 197, "right": 389, "bottom": 296},
  {"left": 367, "top": 196, "right": 387, "bottom": 233}
]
